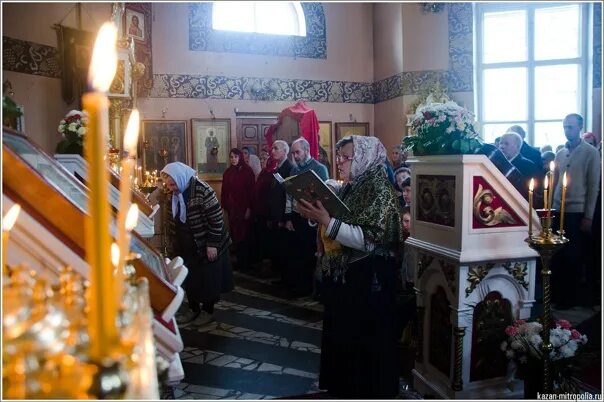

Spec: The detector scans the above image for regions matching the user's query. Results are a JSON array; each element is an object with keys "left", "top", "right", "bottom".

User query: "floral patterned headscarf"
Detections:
[
  {"left": 325, "top": 135, "right": 403, "bottom": 282},
  {"left": 337, "top": 135, "right": 387, "bottom": 180}
]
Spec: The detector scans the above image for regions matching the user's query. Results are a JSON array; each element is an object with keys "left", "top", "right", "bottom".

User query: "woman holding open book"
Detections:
[{"left": 298, "top": 135, "right": 404, "bottom": 398}]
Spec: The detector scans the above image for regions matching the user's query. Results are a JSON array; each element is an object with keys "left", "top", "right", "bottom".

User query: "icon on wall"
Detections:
[{"left": 126, "top": 9, "right": 145, "bottom": 41}]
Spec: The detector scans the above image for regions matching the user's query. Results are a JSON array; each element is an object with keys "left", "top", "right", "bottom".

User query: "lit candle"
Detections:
[
  {"left": 137, "top": 166, "right": 143, "bottom": 184},
  {"left": 116, "top": 110, "right": 139, "bottom": 303},
  {"left": 546, "top": 162, "right": 555, "bottom": 232},
  {"left": 116, "top": 204, "right": 138, "bottom": 305},
  {"left": 548, "top": 161, "right": 555, "bottom": 216},
  {"left": 560, "top": 173, "right": 568, "bottom": 233},
  {"left": 543, "top": 175, "right": 549, "bottom": 210},
  {"left": 111, "top": 242, "right": 120, "bottom": 274},
  {"left": 83, "top": 21, "right": 119, "bottom": 362},
  {"left": 528, "top": 179, "right": 534, "bottom": 238},
  {"left": 2, "top": 204, "right": 21, "bottom": 275}
]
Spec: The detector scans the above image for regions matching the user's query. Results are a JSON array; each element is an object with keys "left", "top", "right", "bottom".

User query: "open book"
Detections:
[{"left": 274, "top": 170, "right": 350, "bottom": 216}]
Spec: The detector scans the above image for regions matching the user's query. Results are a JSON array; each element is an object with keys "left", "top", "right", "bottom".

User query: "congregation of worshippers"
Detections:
[
  {"left": 3, "top": 2, "right": 602, "bottom": 399},
  {"left": 210, "top": 113, "right": 601, "bottom": 312}
]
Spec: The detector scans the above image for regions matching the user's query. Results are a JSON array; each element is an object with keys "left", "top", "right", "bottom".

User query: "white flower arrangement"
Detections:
[
  {"left": 502, "top": 319, "right": 587, "bottom": 363},
  {"left": 403, "top": 101, "right": 482, "bottom": 155},
  {"left": 58, "top": 110, "right": 88, "bottom": 140},
  {"left": 56, "top": 110, "right": 89, "bottom": 155}
]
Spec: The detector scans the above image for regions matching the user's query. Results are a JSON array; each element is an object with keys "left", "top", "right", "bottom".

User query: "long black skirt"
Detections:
[
  {"left": 319, "top": 254, "right": 400, "bottom": 399},
  {"left": 183, "top": 250, "right": 234, "bottom": 306}
]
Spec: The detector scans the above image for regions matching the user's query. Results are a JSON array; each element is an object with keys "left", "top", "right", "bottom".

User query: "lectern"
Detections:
[{"left": 407, "top": 155, "right": 541, "bottom": 399}]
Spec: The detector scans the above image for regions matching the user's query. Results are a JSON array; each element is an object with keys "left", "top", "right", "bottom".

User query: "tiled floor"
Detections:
[
  {"left": 164, "top": 269, "right": 601, "bottom": 399},
  {"left": 166, "top": 271, "right": 325, "bottom": 400}
]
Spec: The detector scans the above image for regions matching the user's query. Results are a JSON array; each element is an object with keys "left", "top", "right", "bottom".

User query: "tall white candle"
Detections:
[
  {"left": 2, "top": 204, "right": 21, "bottom": 275},
  {"left": 116, "top": 109, "right": 139, "bottom": 304},
  {"left": 84, "top": 21, "right": 119, "bottom": 362}
]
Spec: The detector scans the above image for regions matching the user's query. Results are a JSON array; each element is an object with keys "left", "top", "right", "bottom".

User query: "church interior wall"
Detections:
[
  {"left": 152, "top": 3, "right": 374, "bottom": 83},
  {"left": 372, "top": 3, "right": 403, "bottom": 82},
  {"left": 2, "top": 2, "right": 601, "bottom": 157},
  {"left": 136, "top": 97, "right": 374, "bottom": 159},
  {"left": 2, "top": 2, "right": 111, "bottom": 153},
  {"left": 401, "top": 4, "right": 450, "bottom": 73}
]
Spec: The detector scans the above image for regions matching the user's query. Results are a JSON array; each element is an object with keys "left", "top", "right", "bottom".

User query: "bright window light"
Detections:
[
  {"left": 483, "top": 10, "right": 527, "bottom": 63},
  {"left": 476, "top": 3, "right": 587, "bottom": 148},
  {"left": 212, "top": 2, "right": 306, "bottom": 37}
]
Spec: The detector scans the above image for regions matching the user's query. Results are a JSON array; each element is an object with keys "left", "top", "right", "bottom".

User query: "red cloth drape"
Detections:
[{"left": 264, "top": 101, "right": 320, "bottom": 159}]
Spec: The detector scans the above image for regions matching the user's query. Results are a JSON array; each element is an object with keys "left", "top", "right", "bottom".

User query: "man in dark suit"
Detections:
[
  {"left": 268, "top": 140, "right": 293, "bottom": 284},
  {"left": 499, "top": 131, "right": 541, "bottom": 198},
  {"left": 508, "top": 125, "right": 543, "bottom": 169}
]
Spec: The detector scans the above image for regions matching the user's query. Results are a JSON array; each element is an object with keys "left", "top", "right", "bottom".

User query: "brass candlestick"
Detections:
[{"left": 526, "top": 209, "right": 568, "bottom": 394}]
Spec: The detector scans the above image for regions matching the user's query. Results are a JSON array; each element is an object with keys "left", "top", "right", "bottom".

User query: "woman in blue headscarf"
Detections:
[{"left": 161, "top": 162, "right": 233, "bottom": 326}]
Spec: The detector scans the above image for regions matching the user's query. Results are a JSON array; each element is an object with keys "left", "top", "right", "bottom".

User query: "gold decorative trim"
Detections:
[
  {"left": 473, "top": 184, "right": 517, "bottom": 226},
  {"left": 503, "top": 261, "right": 529, "bottom": 290},
  {"left": 452, "top": 326, "right": 466, "bottom": 391},
  {"left": 465, "top": 263, "right": 494, "bottom": 297}
]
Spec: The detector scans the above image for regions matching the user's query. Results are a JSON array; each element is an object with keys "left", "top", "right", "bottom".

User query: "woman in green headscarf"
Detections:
[{"left": 298, "top": 135, "right": 404, "bottom": 398}]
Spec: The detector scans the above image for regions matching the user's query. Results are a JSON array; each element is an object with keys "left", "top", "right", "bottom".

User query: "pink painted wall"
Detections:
[
  {"left": 3, "top": 2, "right": 375, "bottom": 155},
  {"left": 142, "top": 2, "right": 376, "bottom": 149},
  {"left": 152, "top": 3, "right": 374, "bottom": 82},
  {"left": 3, "top": 3, "right": 111, "bottom": 153},
  {"left": 373, "top": 3, "right": 403, "bottom": 81},
  {"left": 401, "top": 4, "right": 449, "bottom": 72},
  {"left": 373, "top": 3, "right": 454, "bottom": 156}
]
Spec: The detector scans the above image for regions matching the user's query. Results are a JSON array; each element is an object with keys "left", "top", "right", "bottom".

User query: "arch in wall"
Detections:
[{"left": 188, "top": 3, "right": 326, "bottom": 59}]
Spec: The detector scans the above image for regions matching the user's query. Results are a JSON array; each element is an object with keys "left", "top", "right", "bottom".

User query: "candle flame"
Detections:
[
  {"left": 111, "top": 242, "right": 120, "bottom": 268},
  {"left": 125, "top": 204, "right": 139, "bottom": 231},
  {"left": 549, "top": 161, "right": 555, "bottom": 172},
  {"left": 3, "top": 204, "right": 21, "bottom": 232},
  {"left": 563, "top": 172, "right": 567, "bottom": 187},
  {"left": 88, "top": 22, "right": 118, "bottom": 92},
  {"left": 123, "top": 109, "right": 140, "bottom": 154},
  {"left": 544, "top": 175, "right": 549, "bottom": 190},
  {"left": 529, "top": 178, "right": 534, "bottom": 192}
]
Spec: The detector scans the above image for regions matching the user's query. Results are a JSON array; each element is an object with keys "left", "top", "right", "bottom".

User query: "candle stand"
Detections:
[{"left": 526, "top": 209, "right": 568, "bottom": 394}]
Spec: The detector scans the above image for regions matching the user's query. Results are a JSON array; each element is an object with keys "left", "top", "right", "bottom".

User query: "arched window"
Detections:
[{"left": 212, "top": 2, "right": 306, "bottom": 37}]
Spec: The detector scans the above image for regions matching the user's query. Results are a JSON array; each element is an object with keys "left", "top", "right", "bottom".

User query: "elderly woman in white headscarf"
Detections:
[
  {"left": 298, "top": 135, "right": 404, "bottom": 399},
  {"left": 161, "top": 162, "right": 233, "bottom": 326}
]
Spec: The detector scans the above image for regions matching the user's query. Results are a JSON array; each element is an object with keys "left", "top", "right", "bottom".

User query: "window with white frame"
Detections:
[
  {"left": 212, "top": 2, "right": 306, "bottom": 37},
  {"left": 475, "top": 3, "right": 589, "bottom": 149}
]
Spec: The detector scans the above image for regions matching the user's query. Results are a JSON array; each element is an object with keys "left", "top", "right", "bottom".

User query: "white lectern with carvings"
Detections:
[{"left": 406, "top": 155, "right": 541, "bottom": 399}]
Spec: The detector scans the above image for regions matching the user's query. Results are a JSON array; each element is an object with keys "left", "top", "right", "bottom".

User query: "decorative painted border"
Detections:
[
  {"left": 4, "top": 1, "right": 599, "bottom": 102},
  {"left": 594, "top": 3, "right": 601, "bottom": 89},
  {"left": 447, "top": 3, "right": 474, "bottom": 93},
  {"left": 188, "top": 3, "right": 326, "bottom": 59},
  {"left": 373, "top": 3, "right": 473, "bottom": 103},
  {"left": 150, "top": 73, "right": 374, "bottom": 104},
  {"left": 2, "top": 36, "right": 61, "bottom": 78}
]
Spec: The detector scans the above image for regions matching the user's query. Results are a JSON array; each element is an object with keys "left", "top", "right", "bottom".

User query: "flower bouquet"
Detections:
[
  {"left": 403, "top": 101, "right": 483, "bottom": 156},
  {"left": 501, "top": 319, "right": 588, "bottom": 396},
  {"left": 55, "top": 110, "right": 88, "bottom": 155}
]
